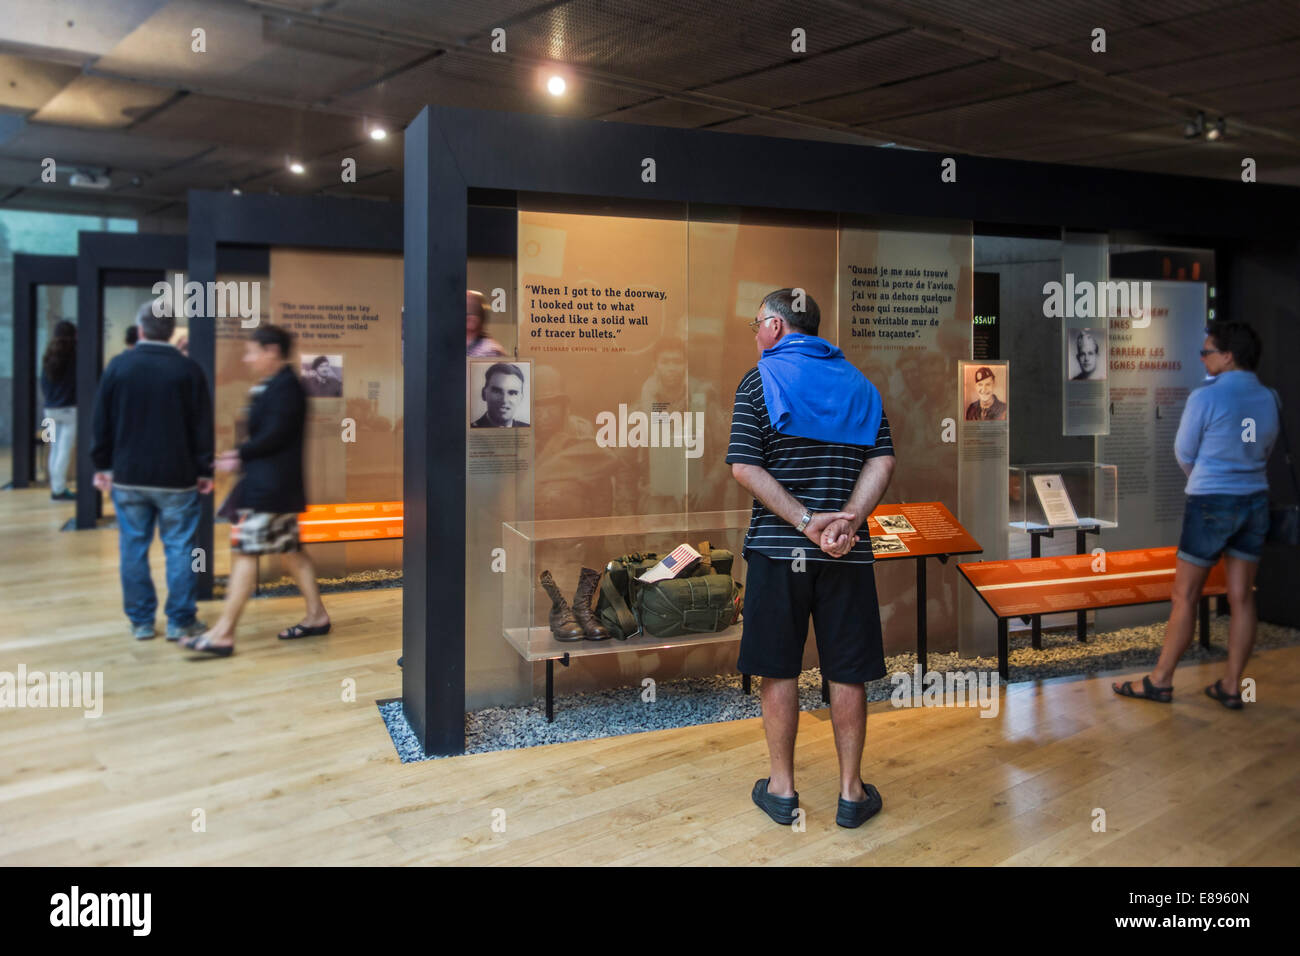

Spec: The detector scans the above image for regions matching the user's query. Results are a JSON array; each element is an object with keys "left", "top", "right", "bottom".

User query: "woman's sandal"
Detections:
[
  {"left": 1205, "top": 679, "right": 1244, "bottom": 710},
  {"left": 278, "top": 621, "right": 331, "bottom": 640},
  {"left": 186, "top": 634, "right": 234, "bottom": 657},
  {"left": 1112, "top": 674, "right": 1173, "bottom": 703}
]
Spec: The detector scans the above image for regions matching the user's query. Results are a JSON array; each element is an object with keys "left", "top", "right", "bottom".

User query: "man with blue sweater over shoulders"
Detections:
[
  {"left": 727, "top": 288, "right": 895, "bottom": 829},
  {"left": 91, "top": 301, "right": 214, "bottom": 641}
]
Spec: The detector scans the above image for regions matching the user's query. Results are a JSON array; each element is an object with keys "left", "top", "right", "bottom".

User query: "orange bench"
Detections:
[{"left": 958, "top": 546, "right": 1227, "bottom": 679}]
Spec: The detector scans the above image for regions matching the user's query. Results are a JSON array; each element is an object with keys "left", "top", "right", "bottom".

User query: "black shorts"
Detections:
[{"left": 737, "top": 551, "right": 887, "bottom": 684}]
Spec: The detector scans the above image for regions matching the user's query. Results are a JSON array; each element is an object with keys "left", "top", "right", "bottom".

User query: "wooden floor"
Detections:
[{"left": 1, "top": 478, "right": 1298, "bottom": 866}]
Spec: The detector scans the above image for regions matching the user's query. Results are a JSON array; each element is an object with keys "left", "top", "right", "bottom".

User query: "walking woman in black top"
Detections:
[{"left": 183, "top": 324, "right": 330, "bottom": 656}]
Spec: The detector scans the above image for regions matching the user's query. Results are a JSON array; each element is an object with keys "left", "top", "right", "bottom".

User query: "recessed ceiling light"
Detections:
[
  {"left": 547, "top": 75, "right": 566, "bottom": 96},
  {"left": 370, "top": 127, "right": 387, "bottom": 141},
  {"left": 289, "top": 161, "right": 305, "bottom": 174}
]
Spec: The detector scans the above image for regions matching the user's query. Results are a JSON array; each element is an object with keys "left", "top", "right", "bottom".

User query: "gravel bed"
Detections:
[
  {"left": 213, "top": 568, "right": 402, "bottom": 599},
  {"left": 379, "top": 617, "right": 1300, "bottom": 762}
]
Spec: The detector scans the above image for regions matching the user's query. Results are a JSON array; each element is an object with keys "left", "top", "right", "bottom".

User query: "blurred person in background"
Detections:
[{"left": 40, "top": 320, "right": 78, "bottom": 501}]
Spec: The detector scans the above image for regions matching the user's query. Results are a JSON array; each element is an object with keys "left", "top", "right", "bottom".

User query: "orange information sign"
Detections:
[
  {"left": 958, "top": 545, "right": 1227, "bottom": 619},
  {"left": 865, "top": 501, "right": 981, "bottom": 561},
  {"left": 298, "top": 501, "right": 404, "bottom": 544}
]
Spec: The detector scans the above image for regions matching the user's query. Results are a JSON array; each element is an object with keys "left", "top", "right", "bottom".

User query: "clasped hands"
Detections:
[{"left": 802, "top": 511, "right": 862, "bottom": 558}]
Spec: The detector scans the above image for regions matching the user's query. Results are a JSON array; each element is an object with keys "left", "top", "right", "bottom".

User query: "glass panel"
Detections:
[{"left": 214, "top": 249, "right": 403, "bottom": 586}]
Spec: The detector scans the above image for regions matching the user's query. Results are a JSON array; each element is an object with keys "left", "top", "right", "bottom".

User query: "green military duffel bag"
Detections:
[{"left": 596, "top": 541, "right": 743, "bottom": 640}]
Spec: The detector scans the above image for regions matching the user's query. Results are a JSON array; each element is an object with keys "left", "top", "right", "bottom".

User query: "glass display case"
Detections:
[
  {"left": 1009, "top": 461, "right": 1118, "bottom": 531},
  {"left": 502, "top": 510, "right": 750, "bottom": 661}
]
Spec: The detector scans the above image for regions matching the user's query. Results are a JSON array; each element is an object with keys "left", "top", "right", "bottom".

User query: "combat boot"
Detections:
[
  {"left": 539, "top": 570, "right": 585, "bottom": 642},
  {"left": 573, "top": 567, "right": 611, "bottom": 640}
]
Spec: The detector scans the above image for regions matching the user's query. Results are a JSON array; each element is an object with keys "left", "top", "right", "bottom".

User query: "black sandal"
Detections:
[
  {"left": 1205, "top": 679, "right": 1244, "bottom": 710},
  {"left": 188, "top": 635, "right": 234, "bottom": 657},
  {"left": 278, "top": 621, "right": 331, "bottom": 640},
  {"left": 1112, "top": 675, "right": 1173, "bottom": 703}
]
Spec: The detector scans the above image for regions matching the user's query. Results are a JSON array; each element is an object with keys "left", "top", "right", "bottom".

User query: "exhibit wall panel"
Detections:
[
  {"left": 229, "top": 248, "right": 406, "bottom": 581},
  {"left": 838, "top": 220, "right": 973, "bottom": 654},
  {"left": 1095, "top": 279, "right": 1209, "bottom": 630},
  {"left": 686, "top": 211, "right": 838, "bottom": 515}
]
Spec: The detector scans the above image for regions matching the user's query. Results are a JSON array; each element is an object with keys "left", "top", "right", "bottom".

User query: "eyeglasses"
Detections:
[
  {"left": 1199, "top": 348, "right": 1224, "bottom": 357},
  {"left": 748, "top": 314, "right": 777, "bottom": 332}
]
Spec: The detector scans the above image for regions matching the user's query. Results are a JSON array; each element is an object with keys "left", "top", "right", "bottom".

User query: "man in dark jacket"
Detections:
[
  {"left": 91, "top": 303, "right": 213, "bottom": 640},
  {"left": 183, "top": 324, "right": 329, "bottom": 656}
]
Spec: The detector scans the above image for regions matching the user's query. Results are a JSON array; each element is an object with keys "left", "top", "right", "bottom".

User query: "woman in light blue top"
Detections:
[{"left": 1114, "top": 321, "right": 1279, "bottom": 710}]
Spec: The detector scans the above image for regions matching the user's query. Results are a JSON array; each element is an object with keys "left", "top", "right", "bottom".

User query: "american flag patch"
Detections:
[{"left": 662, "top": 544, "right": 697, "bottom": 571}]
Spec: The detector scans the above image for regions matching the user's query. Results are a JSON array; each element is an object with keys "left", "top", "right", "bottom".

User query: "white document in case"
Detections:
[{"left": 1032, "top": 473, "right": 1080, "bottom": 527}]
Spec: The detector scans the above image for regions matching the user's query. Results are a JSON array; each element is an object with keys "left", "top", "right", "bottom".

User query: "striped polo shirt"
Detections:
[{"left": 726, "top": 367, "right": 894, "bottom": 563}]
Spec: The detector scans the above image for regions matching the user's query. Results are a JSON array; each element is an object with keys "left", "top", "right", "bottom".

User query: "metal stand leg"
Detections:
[
  {"left": 1199, "top": 596, "right": 1210, "bottom": 649},
  {"left": 546, "top": 659, "right": 554, "bottom": 723},
  {"left": 1076, "top": 528, "right": 1090, "bottom": 642},
  {"left": 998, "top": 618, "right": 1009, "bottom": 682},
  {"left": 1030, "top": 532, "right": 1042, "bottom": 650},
  {"left": 1216, "top": 595, "right": 1228, "bottom": 617},
  {"left": 916, "top": 557, "right": 928, "bottom": 673},
  {"left": 742, "top": 673, "right": 751, "bottom": 695},
  {"left": 821, "top": 677, "right": 829, "bottom": 704}
]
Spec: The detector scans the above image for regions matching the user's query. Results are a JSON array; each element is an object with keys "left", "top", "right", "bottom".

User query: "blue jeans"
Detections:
[
  {"left": 1177, "top": 491, "right": 1270, "bottom": 567},
  {"left": 112, "top": 486, "right": 201, "bottom": 628}
]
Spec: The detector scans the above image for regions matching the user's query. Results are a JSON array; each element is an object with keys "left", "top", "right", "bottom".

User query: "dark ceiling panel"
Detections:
[
  {"left": 801, "top": 60, "right": 1056, "bottom": 126},
  {"left": 892, "top": 0, "right": 1239, "bottom": 48},
  {"left": 1200, "top": 74, "right": 1300, "bottom": 113},
  {"left": 129, "top": 94, "right": 364, "bottom": 156},
  {"left": 280, "top": 0, "right": 545, "bottom": 41},
  {"left": 0, "top": 123, "right": 202, "bottom": 169},
  {"left": 493, "top": 0, "right": 907, "bottom": 91},
  {"left": 594, "top": 97, "right": 738, "bottom": 128},
  {"left": 871, "top": 84, "right": 1173, "bottom": 153},
  {"left": 95, "top": 0, "right": 427, "bottom": 105},
  {"left": 330, "top": 51, "right": 647, "bottom": 121},
  {"left": 1042, "top": 0, "right": 1300, "bottom": 74},
  {"left": 1117, "top": 38, "right": 1300, "bottom": 95},
  {"left": 693, "top": 29, "right": 984, "bottom": 110},
  {"left": 701, "top": 114, "right": 885, "bottom": 146}
]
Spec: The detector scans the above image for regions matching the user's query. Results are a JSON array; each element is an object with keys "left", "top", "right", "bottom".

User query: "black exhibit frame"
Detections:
[
  {"left": 10, "top": 253, "right": 77, "bottom": 489},
  {"left": 404, "top": 105, "right": 1300, "bottom": 756},
  {"left": 75, "top": 232, "right": 189, "bottom": 531},
  {"left": 186, "top": 190, "right": 404, "bottom": 599},
  {"left": 185, "top": 190, "right": 512, "bottom": 600}
]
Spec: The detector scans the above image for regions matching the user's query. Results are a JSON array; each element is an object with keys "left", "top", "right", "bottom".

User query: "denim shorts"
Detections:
[{"left": 1177, "top": 491, "right": 1269, "bottom": 566}]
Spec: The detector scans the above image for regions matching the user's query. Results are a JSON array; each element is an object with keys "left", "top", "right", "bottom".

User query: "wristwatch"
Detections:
[{"left": 795, "top": 509, "right": 812, "bottom": 532}]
